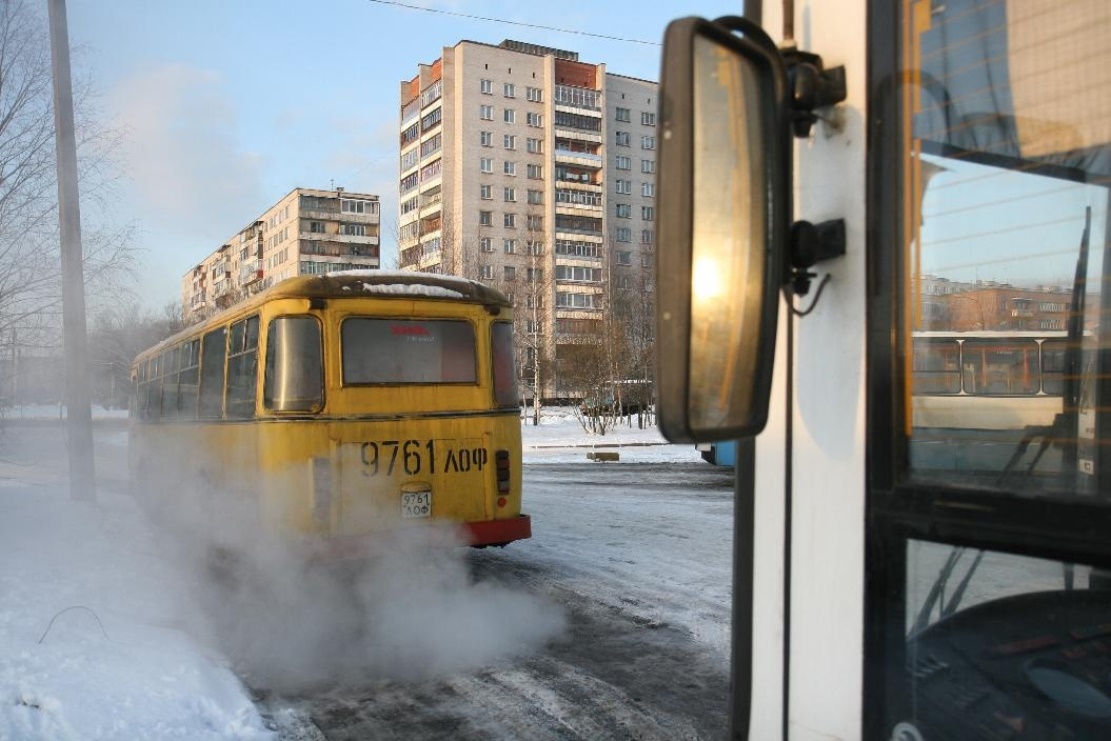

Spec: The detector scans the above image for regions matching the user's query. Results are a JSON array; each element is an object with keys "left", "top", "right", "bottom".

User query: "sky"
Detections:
[
  {"left": 0, "top": 407, "right": 712, "bottom": 739},
  {"left": 63, "top": 0, "right": 746, "bottom": 311}
]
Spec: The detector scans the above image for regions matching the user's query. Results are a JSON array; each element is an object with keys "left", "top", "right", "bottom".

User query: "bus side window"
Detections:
[
  {"left": 226, "top": 315, "right": 260, "bottom": 419},
  {"left": 913, "top": 339, "right": 961, "bottom": 394},
  {"left": 264, "top": 316, "right": 323, "bottom": 413},
  {"left": 179, "top": 339, "right": 200, "bottom": 419},
  {"left": 161, "top": 345, "right": 181, "bottom": 419},
  {"left": 1041, "top": 340, "right": 1066, "bottom": 396},
  {"left": 199, "top": 327, "right": 228, "bottom": 419},
  {"left": 147, "top": 353, "right": 163, "bottom": 419}
]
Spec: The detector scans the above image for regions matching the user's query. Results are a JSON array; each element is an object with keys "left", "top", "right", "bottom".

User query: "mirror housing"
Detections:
[{"left": 656, "top": 16, "right": 790, "bottom": 443}]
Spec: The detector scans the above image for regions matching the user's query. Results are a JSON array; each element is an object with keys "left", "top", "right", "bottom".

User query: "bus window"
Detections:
[
  {"left": 198, "top": 327, "right": 227, "bottom": 419},
  {"left": 161, "top": 345, "right": 181, "bottom": 419},
  {"left": 226, "top": 315, "right": 260, "bottom": 419},
  {"left": 341, "top": 318, "right": 477, "bottom": 385},
  {"left": 1041, "top": 340, "right": 1066, "bottom": 396},
  {"left": 901, "top": 540, "right": 1111, "bottom": 739},
  {"left": 179, "top": 339, "right": 200, "bottom": 419},
  {"left": 264, "top": 316, "right": 323, "bottom": 413},
  {"left": 491, "top": 321, "right": 518, "bottom": 407},
  {"left": 960, "top": 340, "right": 1040, "bottom": 396},
  {"left": 913, "top": 339, "right": 960, "bottom": 394}
]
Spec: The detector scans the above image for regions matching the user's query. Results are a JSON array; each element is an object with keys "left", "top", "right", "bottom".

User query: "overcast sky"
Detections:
[{"left": 65, "top": 1, "right": 744, "bottom": 310}]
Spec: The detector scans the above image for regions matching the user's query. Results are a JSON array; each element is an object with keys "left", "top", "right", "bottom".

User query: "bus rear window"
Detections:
[
  {"left": 341, "top": 318, "right": 477, "bottom": 384},
  {"left": 492, "top": 321, "right": 518, "bottom": 407}
]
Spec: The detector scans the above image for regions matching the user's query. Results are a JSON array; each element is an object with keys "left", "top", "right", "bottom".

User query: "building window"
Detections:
[
  {"left": 642, "top": 182, "right": 655, "bottom": 197},
  {"left": 526, "top": 138, "right": 543, "bottom": 154},
  {"left": 641, "top": 159, "right": 656, "bottom": 174},
  {"left": 527, "top": 215, "right": 543, "bottom": 231},
  {"left": 615, "top": 107, "right": 631, "bottom": 122},
  {"left": 309, "top": 221, "right": 325, "bottom": 233},
  {"left": 615, "top": 155, "right": 631, "bottom": 170},
  {"left": 504, "top": 213, "right": 517, "bottom": 228},
  {"left": 342, "top": 199, "right": 375, "bottom": 214},
  {"left": 480, "top": 79, "right": 493, "bottom": 94},
  {"left": 526, "top": 87, "right": 543, "bottom": 102},
  {"left": 342, "top": 224, "right": 366, "bottom": 236},
  {"left": 481, "top": 131, "right": 492, "bottom": 146},
  {"left": 641, "top": 135, "right": 656, "bottom": 150},
  {"left": 527, "top": 189, "right": 543, "bottom": 205},
  {"left": 504, "top": 187, "right": 517, "bottom": 202},
  {"left": 504, "top": 134, "right": 517, "bottom": 150},
  {"left": 556, "top": 265, "right": 603, "bottom": 283},
  {"left": 615, "top": 179, "right": 632, "bottom": 195},
  {"left": 504, "top": 239, "right": 517, "bottom": 254},
  {"left": 642, "top": 229, "right": 655, "bottom": 244},
  {"left": 641, "top": 111, "right": 656, "bottom": 126},
  {"left": 526, "top": 112, "right": 543, "bottom": 127},
  {"left": 527, "top": 268, "right": 543, "bottom": 283},
  {"left": 616, "top": 250, "right": 632, "bottom": 265},
  {"left": 401, "top": 148, "right": 419, "bottom": 170},
  {"left": 480, "top": 265, "right": 494, "bottom": 279},
  {"left": 479, "top": 210, "right": 493, "bottom": 226},
  {"left": 480, "top": 157, "right": 493, "bottom": 173},
  {"left": 556, "top": 292, "right": 597, "bottom": 309},
  {"left": 615, "top": 131, "right": 630, "bottom": 147},
  {"left": 527, "top": 240, "right": 543, "bottom": 255},
  {"left": 616, "top": 227, "right": 632, "bottom": 242},
  {"left": 504, "top": 161, "right": 516, "bottom": 175},
  {"left": 480, "top": 237, "right": 494, "bottom": 252},
  {"left": 642, "top": 205, "right": 655, "bottom": 220},
  {"left": 480, "top": 184, "right": 492, "bottom": 200},
  {"left": 504, "top": 83, "right": 515, "bottom": 98},
  {"left": 527, "top": 163, "right": 543, "bottom": 179},
  {"left": 504, "top": 265, "right": 516, "bottom": 280},
  {"left": 616, "top": 203, "right": 631, "bottom": 218},
  {"left": 480, "top": 104, "right": 494, "bottom": 120},
  {"left": 504, "top": 109, "right": 516, "bottom": 124}
]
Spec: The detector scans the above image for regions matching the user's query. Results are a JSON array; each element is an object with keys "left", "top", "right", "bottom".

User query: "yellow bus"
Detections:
[{"left": 129, "top": 271, "right": 529, "bottom": 560}]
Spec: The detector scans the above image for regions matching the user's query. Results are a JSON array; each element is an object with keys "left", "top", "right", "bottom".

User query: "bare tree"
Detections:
[
  {"left": 87, "top": 302, "right": 183, "bottom": 408},
  {"left": 0, "top": 0, "right": 135, "bottom": 372}
]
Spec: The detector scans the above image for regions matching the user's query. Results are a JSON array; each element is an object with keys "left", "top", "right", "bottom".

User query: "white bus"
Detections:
[{"left": 655, "top": 2, "right": 1111, "bottom": 739}]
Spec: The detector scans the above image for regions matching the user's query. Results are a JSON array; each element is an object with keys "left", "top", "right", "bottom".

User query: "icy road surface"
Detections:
[{"left": 263, "top": 460, "right": 736, "bottom": 741}]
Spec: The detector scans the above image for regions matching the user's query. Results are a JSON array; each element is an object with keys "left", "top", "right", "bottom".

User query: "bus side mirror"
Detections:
[{"left": 656, "top": 16, "right": 790, "bottom": 443}]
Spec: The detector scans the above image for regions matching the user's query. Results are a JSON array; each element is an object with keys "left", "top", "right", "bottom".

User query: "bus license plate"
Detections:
[{"left": 401, "top": 490, "right": 432, "bottom": 519}]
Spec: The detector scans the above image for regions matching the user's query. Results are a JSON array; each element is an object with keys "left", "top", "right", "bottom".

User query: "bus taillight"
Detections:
[{"left": 495, "top": 449, "right": 510, "bottom": 505}]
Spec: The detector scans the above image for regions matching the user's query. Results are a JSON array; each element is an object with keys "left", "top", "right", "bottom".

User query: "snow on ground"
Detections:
[{"left": 0, "top": 407, "right": 710, "bottom": 740}]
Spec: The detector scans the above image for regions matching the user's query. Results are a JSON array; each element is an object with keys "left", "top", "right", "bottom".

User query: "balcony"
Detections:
[{"left": 554, "top": 148, "right": 604, "bottom": 169}]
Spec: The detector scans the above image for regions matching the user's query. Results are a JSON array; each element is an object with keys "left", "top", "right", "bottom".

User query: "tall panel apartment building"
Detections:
[
  {"left": 398, "top": 40, "right": 658, "bottom": 398},
  {"left": 182, "top": 187, "right": 381, "bottom": 324}
]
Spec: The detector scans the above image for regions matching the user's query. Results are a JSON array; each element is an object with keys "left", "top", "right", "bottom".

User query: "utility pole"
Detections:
[{"left": 48, "top": 0, "right": 96, "bottom": 502}]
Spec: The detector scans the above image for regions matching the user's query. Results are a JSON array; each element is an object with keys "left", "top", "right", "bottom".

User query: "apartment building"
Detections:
[
  {"left": 182, "top": 187, "right": 381, "bottom": 324},
  {"left": 398, "top": 39, "right": 658, "bottom": 397}
]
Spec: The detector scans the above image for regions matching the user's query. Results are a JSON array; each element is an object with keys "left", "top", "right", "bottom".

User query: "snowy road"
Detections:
[{"left": 263, "top": 461, "right": 736, "bottom": 741}]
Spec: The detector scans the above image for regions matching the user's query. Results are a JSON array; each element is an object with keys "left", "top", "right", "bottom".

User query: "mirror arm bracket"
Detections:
[
  {"left": 788, "top": 218, "right": 845, "bottom": 298},
  {"left": 782, "top": 48, "right": 847, "bottom": 138}
]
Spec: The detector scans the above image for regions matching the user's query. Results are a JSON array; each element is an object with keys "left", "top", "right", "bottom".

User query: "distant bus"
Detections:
[
  {"left": 697, "top": 440, "right": 736, "bottom": 467},
  {"left": 129, "top": 272, "right": 530, "bottom": 561}
]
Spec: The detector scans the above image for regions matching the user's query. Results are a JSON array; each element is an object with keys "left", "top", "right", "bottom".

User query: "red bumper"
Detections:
[{"left": 462, "top": 514, "right": 532, "bottom": 547}]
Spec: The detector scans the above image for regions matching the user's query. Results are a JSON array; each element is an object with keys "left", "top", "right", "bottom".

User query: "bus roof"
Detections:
[
  {"left": 133, "top": 272, "right": 512, "bottom": 367},
  {"left": 266, "top": 271, "right": 513, "bottom": 306}
]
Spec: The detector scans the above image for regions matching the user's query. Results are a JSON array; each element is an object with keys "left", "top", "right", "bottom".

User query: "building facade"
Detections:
[
  {"left": 181, "top": 187, "right": 380, "bottom": 325},
  {"left": 397, "top": 40, "right": 658, "bottom": 399}
]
